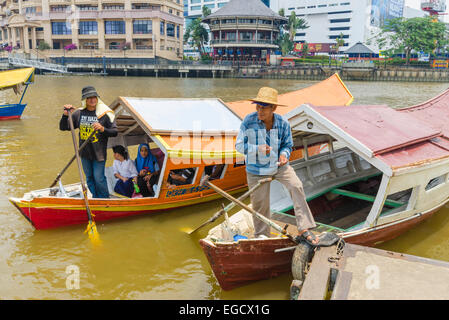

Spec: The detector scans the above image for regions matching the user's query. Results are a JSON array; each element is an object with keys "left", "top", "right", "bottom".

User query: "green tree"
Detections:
[
  {"left": 286, "top": 11, "right": 308, "bottom": 42},
  {"left": 184, "top": 6, "right": 211, "bottom": 56},
  {"left": 38, "top": 41, "right": 51, "bottom": 51},
  {"left": 335, "top": 33, "right": 345, "bottom": 54},
  {"left": 373, "top": 16, "right": 448, "bottom": 65},
  {"left": 276, "top": 10, "right": 308, "bottom": 56},
  {"left": 301, "top": 42, "right": 309, "bottom": 57}
]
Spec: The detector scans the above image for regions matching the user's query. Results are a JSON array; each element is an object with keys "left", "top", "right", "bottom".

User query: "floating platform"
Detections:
[{"left": 291, "top": 242, "right": 449, "bottom": 300}]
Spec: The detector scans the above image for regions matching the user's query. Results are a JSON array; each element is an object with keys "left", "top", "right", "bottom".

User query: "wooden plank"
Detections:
[
  {"left": 330, "top": 188, "right": 405, "bottom": 208},
  {"left": 298, "top": 246, "right": 335, "bottom": 300}
]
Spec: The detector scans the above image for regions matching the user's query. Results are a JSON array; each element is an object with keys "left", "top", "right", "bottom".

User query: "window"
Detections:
[
  {"left": 425, "top": 174, "right": 448, "bottom": 191},
  {"left": 25, "top": 7, "right": 36, "bottom": 14},
  {"left": 329, "top": 34, "right": 349, "bottom": 39},
  {"left": 328, "top": 10, "right": 352, "bottom": 14},
  {"left": 240, "top": 31, "right": 253, "bottom": 41},
  {"left": 77, "top": 5, "right": 97, "bottom": 10},
  {"left": 79, "top": 21, "right": 98, "bottom": 35},
  {"left": 204, "top": 4, "right": 214, "bottom": 9},
  {"left": 103, "top": 4, "right": 124, "bottom": 10},
  {"left": 190, "top": 0, "right": 200, "bottom": 3},
  {"left": 258, "top": 19, "right": 272, "bottom": 25},
  {"left": 295, "top": 32, "right": 306, "bottom": 36},
  {"left": 340, "top": 2, "right": 350, "bottom": 5},
  {"left": 160, "top": 21, "right": 165, "bottom": 35},
  {"left": 204, "top": 164, "right": 226, "bottom": 181},
  {"left": 307, "top": 5, "right": 316, "bottom": 8},
  {"left": 52, "top": 22, "right": 71, "bottom": 35},
  {"left": 177, "top": 25, "right": 180, "bottom": 39},
  {"left": 167, "top": 168, "right": 198, "bottom": 186},
  {"left": 191, "top": 5, "right": 200, "bottom": 10},
  {"left": 167, "top": 23, "right": 175, "bottom": 37},
  {"left": 329, "top": 26, "right": 350, "bottom": 31},
  {"left": 218, "top": 2, "right": 226, "bottom": 8},
  {"left": 318, "top": 4, "right": 327, "bottom": 7},
  {"left": 82, "top": 41, "right": 98, "bottom": 49},
  {"left": 105, "top": 21, "right": 125, "bottom": 34},
  {"left": 330, "top": 18, "right": 351, "bottom": 23},
  {"left": 109, "top": 41, "right": 121, "bottom": 50},
  {"left": 50, "top": 5, "right": 68, "bottom": 12},
  {"left": 238, "top": 19, "right": 256, "bottom": 24},
  {"left": 132, "top": 3, "right": 150, "bottom": 9},
  {"left": 133, "top": 20, "right": 152, "bottom": 34},
  {"left": 222, "top": 19, "right": 236, "bottom": 24}
]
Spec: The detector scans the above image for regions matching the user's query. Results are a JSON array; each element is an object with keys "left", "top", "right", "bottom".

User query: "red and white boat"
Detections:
[{"left": 200, "top": 88, "right": 449, "bottom": 290}]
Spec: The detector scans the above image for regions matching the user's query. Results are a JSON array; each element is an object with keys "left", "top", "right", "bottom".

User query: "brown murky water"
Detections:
[{"left": 0, "top": 76, "right": 448, "bottom": 299}]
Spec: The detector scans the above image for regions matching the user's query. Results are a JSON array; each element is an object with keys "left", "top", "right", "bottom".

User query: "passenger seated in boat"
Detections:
[
  {"left": 167, "top": 168, "right": 196, "bottom": 188},
  {"left": 112, "top": 145, "right": 138, "bottom": 197},
  {"left": 204, "top": 164, "right": 225, "bottom": 181},
  {"left": 134, "top": 143, "right": 160, "bottom": 197}
]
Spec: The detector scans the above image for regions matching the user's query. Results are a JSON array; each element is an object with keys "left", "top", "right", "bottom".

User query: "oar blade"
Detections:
[{"left": 85, "top": 221, "right": 102, "bottom": 247}]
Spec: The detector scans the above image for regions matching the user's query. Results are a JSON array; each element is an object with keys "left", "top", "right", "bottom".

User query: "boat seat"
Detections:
[{"left": 105, "top": 166, "right": 118, "bottom": 195}]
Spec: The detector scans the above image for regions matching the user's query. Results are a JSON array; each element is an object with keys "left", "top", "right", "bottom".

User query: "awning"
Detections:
[
  {"left": 0, "top": 67, "right": 35, "bottom": 90},
  {"left": 226, "top": 73, "right": 354, "bottom": 120}
]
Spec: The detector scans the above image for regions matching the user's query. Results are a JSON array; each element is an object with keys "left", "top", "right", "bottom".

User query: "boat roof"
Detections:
[
  {"left": 0, "top": 67, "right": 34, "bottom": 90},
  {"left": 399, "top": 88, "right": 449, "bottom": 139},
  {"left": 286, "top": 103, "right": 449, "bottom": 175},
  {"left": 111, "top": 97, "right": 242, "bottom": 135},
  {"left": 108, "top": 74, "right": 354, "bottom": 160},
  {"left": 227, "top": 73, "right": 353, "bottom": 120}
]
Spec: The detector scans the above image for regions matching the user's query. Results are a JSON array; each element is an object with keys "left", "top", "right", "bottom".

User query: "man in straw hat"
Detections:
[
  {"left": 60, "top": 86, "right": 118, "bottom": 198},
  {"left": 235, "top": 87, "right": 319, "bottom": 245}
]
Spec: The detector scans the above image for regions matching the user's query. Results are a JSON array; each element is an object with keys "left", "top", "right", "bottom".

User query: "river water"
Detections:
[{"left": 0, "top": 76, "right": 448, "bottom": 300}]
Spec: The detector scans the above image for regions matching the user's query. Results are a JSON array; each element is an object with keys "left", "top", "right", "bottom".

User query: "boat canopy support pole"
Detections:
[
  {"left": 363, "top": 173, "right": 390, "bottom": 228},
  {"left": 18, "top": 82, "right": 30, "bottom": 105}
]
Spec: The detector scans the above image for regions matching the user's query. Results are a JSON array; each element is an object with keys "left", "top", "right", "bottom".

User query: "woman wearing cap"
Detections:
[
  {"left": 59, "top": 86, "right": 118, "bottom": 199},
  {"left": 235, "top": 87, "right": 319, "bottom": 246}
]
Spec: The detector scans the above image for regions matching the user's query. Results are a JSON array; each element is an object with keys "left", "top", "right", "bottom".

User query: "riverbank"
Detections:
[{"left": 2, "top": 57, "right": 448, "bottom": 82}]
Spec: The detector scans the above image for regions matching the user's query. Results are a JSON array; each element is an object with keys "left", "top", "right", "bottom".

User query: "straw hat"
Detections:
[{"left": 249, "top": 87, "right": 287, "bottom": 107}]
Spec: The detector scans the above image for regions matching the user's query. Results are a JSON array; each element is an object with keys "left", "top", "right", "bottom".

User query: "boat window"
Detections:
[
  {"left": 425, "top": 173, "right": 447, "bottom": 191},
  {"left": 167, "top": 167, "right": 198, "bottom": 187},
  {"left": 203, "top": 164, "right": 226, "bottom": 181}
]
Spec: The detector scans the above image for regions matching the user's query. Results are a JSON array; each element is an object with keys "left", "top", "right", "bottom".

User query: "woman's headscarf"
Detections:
[{"left": 135, "top": 143, "right": 158, "bottom": 173}]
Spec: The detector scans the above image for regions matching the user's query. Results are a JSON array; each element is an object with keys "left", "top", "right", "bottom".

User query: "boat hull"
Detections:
[
  {"left": 9, "top": 186, "right": 248, "bottom": 230},
  {"left": 200, "top": 204, "right": 445, "bottom": 291},
  {"left": 0, "top": 104, "right": 26, "bottom": 120}
]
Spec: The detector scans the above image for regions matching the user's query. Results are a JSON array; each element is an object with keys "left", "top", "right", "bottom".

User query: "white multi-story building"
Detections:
[{"left": 270, "top": 0, "right": 415, "bottom": 52}]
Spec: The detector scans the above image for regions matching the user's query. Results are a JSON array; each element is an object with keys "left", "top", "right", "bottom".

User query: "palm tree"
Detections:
[{"left": 287, "top": 12, "right": 308, "bottom": 42}]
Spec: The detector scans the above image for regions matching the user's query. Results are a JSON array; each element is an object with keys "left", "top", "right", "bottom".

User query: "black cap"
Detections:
[{"left": 81, "top": 86, "right": 99, "bottom": 100}]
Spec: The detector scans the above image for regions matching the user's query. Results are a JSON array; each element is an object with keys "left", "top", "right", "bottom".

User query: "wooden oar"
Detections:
[
  {"left": 67, "top": 109, "right": 101, "bottom": 246},
  {"left": 49, "top": 129, "right": 97, "bottom": 188},
  {"left": 200, "top": 175, "right": 298, "bottom": 244},
  {"left": 187, "top": 177, "right": 272, "bottom": 234}
]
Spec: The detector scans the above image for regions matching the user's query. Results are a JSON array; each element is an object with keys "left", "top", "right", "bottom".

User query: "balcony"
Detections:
[{"left": 210, "top": 39, "right": 277, "bottom": 47}]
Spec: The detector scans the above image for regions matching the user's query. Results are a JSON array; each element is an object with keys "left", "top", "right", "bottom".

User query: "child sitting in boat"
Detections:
[
  {"left": 112, "top": 145, "right": 138, "bottom": 197},
  {"left": 134, "top": 143, "right": 160, "bottom": 197}
]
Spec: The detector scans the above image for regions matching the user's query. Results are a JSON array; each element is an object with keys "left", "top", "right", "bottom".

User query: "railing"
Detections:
[
  {"left": 210, "top": 39, "right": 276, "bottom": 45},
  {"left": 8, "top": 55, "right": 68, "bottom": 73}
]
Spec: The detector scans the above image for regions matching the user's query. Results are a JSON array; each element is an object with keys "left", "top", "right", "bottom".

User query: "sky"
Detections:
[{"left": 405, "top": 0, "right": 449, "bottom": 22}]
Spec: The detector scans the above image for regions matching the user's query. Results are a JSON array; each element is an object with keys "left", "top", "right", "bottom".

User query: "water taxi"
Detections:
[
  {"left": 200, "top": 88, "right": 449, "bottom": 290},
  {"left": 0, "top": 68, "right": 35, "bottom": 120},
  {"left": 9, "top": 74, "right": 353, "bottom": 230}
]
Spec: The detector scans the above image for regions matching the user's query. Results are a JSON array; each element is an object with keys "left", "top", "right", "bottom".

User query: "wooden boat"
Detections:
[
  {"left": 0, "top": 68, "right": 35, "bottom": 120},
  {"left": 200, "top": 89, "right": 449, "bottom": 290},
  {"left": 9, "top": 74, "right": 353, "bottom": 230}
]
